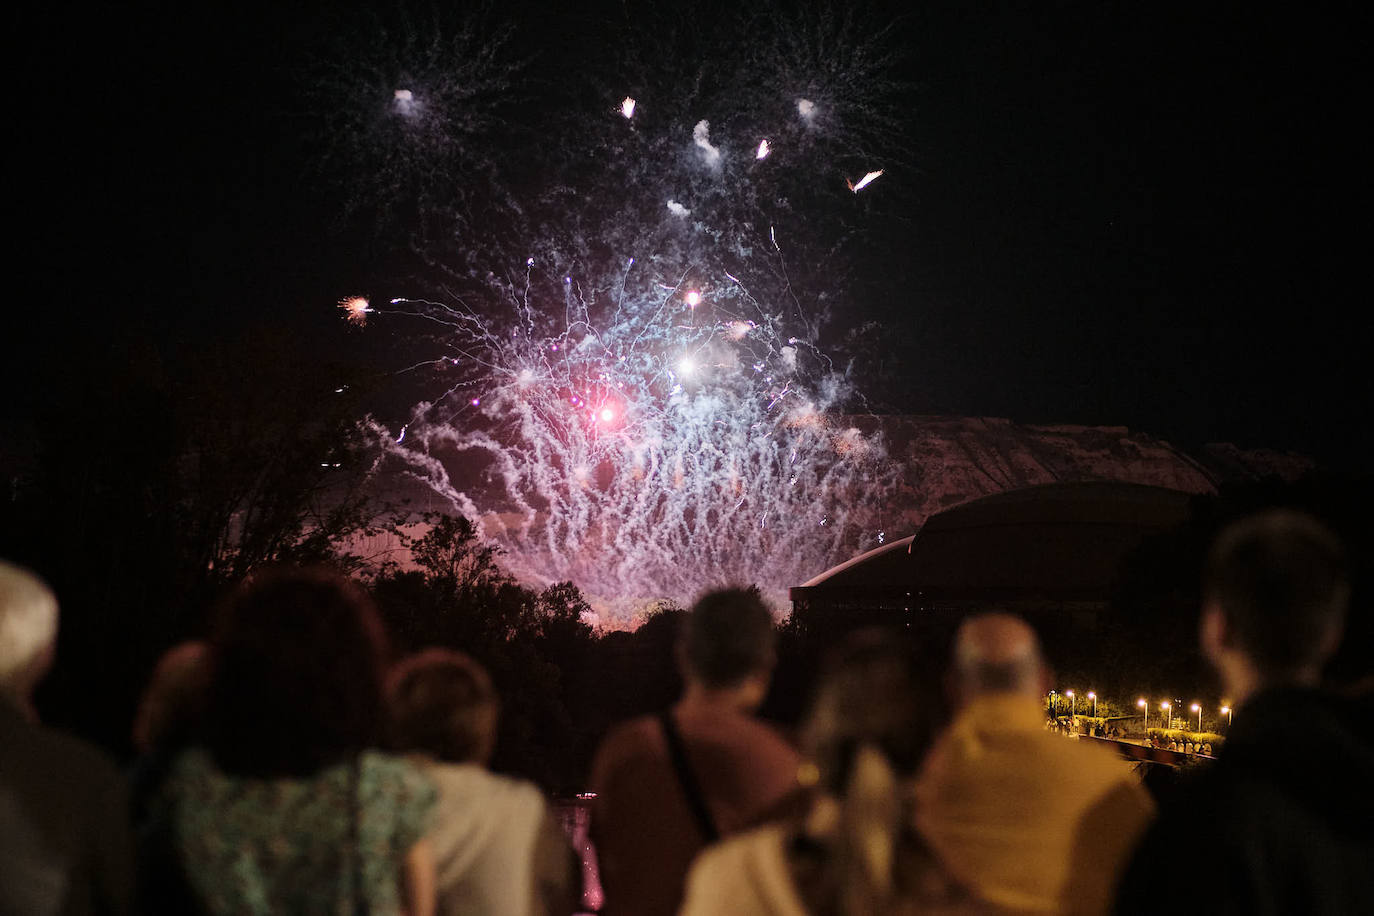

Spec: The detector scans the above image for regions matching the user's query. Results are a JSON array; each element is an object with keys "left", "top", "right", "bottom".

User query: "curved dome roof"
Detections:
[{"left": 792, "top": 481, "right": 1192, "bottom": 605}]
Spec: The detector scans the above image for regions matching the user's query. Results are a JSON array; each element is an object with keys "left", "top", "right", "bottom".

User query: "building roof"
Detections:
[{"left": 791, "top": 481, "right": 1193, "bottom": 606}]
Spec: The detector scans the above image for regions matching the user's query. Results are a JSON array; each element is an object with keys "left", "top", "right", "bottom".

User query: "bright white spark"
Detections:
[
  {"left": 756, "top": 139, "right": 771, "bottom": 160},
  {"left": 678, "top": 356, "right": 697, "bottom": 376},
  {"left": 621, "top": 96, "right": 636, "bottom": 119},
  {"left": 692, "top": 120, "right": 721, "bottom": 168},
  {"left": 666, "top": 200, "right": 691, "bottom": 218},
  {"left": 599, "top": 407, "right": 615, "bottom": 422},
  {"left": 797, "top": 98, "right": 817, "bottom": 125},
  {"left": 685, "top": 290, "right": 701, "bottom": 307},
  {"left": 849, "top": 169, "right": 884, "bottom": 193}
]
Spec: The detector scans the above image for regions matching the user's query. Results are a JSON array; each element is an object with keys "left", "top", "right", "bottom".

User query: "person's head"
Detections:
[
  {"left": 204, "top": 566, "right": 389, "bottom": 778},
  {"left": 388, "top": 648, "right": 499, "bottom": 766},
  {"left": 1201, "top": 509, "right": 1349, "bottom": 700},
  {"left": 677, "top": 586, "right": 776, "bottom": 708},
  {"left": 948, "top": 612, "right": 1049, "bottom": 707},
  {"left": 132, "top": 641, "right": 210, "bottom": 755},
  {"left": 796, "top": 631, "right": 945, "bottom": 915},
  {"left": 0, "top": 561, "right": 59, "bottom": 707},
  {"left": 802, "top": 629, "right": 940, "bottom": 797}
]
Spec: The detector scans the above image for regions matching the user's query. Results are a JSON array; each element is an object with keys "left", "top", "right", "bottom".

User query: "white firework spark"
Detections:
[{"left": 848, "top": 169, "right": 884, "bottom": 192}]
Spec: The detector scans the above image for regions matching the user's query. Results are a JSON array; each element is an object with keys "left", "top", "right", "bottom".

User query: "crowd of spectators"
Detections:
[{"left": 1, "top": 508, "right": 1370, "bottom": 914}]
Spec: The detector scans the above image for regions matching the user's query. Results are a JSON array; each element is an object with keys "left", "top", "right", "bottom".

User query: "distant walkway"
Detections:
[{"left": 1082, "top": 734, "right": 1213, "bottom": 767}]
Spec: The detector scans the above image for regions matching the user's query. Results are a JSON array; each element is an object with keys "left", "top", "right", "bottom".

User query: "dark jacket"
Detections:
[
  {"left": 0, "top": 695, "right": 134, "bottom": 916},
  {"left": 1114, "top": 687, "right": 1374, "bottom": 915}
]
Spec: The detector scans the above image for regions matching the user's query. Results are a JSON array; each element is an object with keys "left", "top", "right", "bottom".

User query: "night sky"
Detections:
[{"left": 10, "top": 1, "right": 1372, "bottom": 469}]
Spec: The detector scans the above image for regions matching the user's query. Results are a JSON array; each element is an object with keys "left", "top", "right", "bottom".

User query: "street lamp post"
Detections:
[
  {"left": 1191, "top": 703, "right": 1201, "bottom": 731},
  {"left": 1221, "top": 705, "right": 1232, "bottom": 727},
  {"left": 1161, "top": 701, "right": 1171, "bottom": 730},
  {"left": 1088, "top": 691, "right": 1096, "bottom": 718},
  {"left": 1067, "top": 690, "right": 1075, "bottom": 717},
  {"left": 1137, "top": 698, "right": 1148, "bottom": 736}
]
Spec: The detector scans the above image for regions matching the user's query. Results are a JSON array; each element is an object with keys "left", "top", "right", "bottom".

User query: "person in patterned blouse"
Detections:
[{"left": 152, "top": 567, "right": 438, "bottom": 915}]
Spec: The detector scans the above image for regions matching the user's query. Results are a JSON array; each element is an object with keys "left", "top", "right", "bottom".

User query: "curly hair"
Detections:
[{"left": 204, "top": 567, "right": 389, "bottom": 778}]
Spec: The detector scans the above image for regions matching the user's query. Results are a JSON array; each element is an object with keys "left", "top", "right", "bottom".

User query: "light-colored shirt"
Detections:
[
  {"left": 681, "top": 820, "right": 997, "bottom": 916},
  {"left": 416, "top": 760, "right": 551, "bottom": 916},
  {"left": 914, "top": 693, "right": 1154, "bottom": 915},
  {"left": 680, "top": 824, "right": 807, "bottom": 916}
]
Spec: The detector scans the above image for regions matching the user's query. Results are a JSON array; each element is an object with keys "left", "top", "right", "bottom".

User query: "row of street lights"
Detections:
[
  {"left": 1134, "top": 697, "right": 1233, "bottom": 731},
  {"left": 1049, "top": 692, "right": 1236, "bottom": 736},
  {"left": 1062, "top": 689, "right": 1097, "bottom": 717},
  {"left": 1051, "top": 690, "right": 1233, "bottom": 732}
]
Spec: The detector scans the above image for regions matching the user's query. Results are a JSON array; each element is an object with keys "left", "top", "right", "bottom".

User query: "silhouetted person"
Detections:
[
  {"left": 0, "top": 560, "right": 133, "bottom": 916},
  {"left": 131, "top": 640, "right": 209, "bottom": 757},
  {"left": 389, "top": 648, "right": 579, "bottom": 916},
  {"left": 915, "top": 613, "right": 1153, "bottom": 915},
  {"left": 1115, "top": 511, "right": 1373, "bottom": 915},
  {"left": 150, "top": 567, "right": 437, "bottom": 915},
  {"left": 589, "top": 587, "right": 801, "bottom": 916},
  {"left": 681, "top": 630, "right": 988, "bottom": 916}
]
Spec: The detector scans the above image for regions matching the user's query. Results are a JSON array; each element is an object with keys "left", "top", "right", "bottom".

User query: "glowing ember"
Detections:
[
  {"left": 848, "top": 169, "right": 885, "bottom": 193},
  {"left": 338, "top": 295, "right": 371, "bottom": 326}
]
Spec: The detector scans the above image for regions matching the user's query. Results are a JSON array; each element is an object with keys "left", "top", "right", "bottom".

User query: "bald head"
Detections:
[
  {"left": 952, "top": 613, "right": 1047, "bottom": 700},
  {"left": 0, "top": 561, "right": 59, "bottom": 701}
]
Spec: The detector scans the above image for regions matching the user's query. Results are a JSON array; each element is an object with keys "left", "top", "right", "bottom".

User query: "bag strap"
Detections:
[
  {"left": 658, "top": 710, "right": 720, "bottom": 844},
  {"left": 349, "top": 754, "right": 368, "bottom": 916}
]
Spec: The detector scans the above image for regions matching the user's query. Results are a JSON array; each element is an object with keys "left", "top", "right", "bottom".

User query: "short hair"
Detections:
[
  {"left": 388, "top": 648, "right": 498, "bottom": 764},
  {"left": 952, "top": 613, "right": 1045, "bottom": 696},
  {"left": 1204, "top": 510, "right": 1349, "bottom": 678},
  {"left": 0, "top": 561, "right": 59, "bottom": 694},
  {"left": 204, "top": 567, "right": 389, "bottom": 778},
  {"left": 681, "top": 587, "right": 776, "bottom": 688},
  {"left": 802, "top": 630, "right": 939, "bottom": 794}
]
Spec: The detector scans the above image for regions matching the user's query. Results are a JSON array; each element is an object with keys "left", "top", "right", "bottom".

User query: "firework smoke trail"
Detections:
[
  {"left": 318, "top": 2, "right": 914, "bottom": 616},
  {"left": 369, "top": 274, "right": 897, "bottom": 615}
]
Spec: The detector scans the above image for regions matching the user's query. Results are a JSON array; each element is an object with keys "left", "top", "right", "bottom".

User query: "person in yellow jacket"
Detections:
[{"left": 914, "top": 614, "right": 1153, "bottom": 915}]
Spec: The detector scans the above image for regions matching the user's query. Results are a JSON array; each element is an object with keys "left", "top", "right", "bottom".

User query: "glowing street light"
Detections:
[
  {"left": 1191, "top": 703, "right": 1202, "bottom": 731},
  {"left": 1221, "top": 705, "right": 1232, "bottom": 727},
  {"left": 1087, "top": 691, "right": 1097, "bottom": 717},
  {"left": 1137, "top": 698, "right": 1148, "bottom": 734},
  {"left": 1160, "top": 701, "right": 1172, "bottom": 730},
  {"left": 1066, "top": 690, "right": 1076, "bottom": 716}
]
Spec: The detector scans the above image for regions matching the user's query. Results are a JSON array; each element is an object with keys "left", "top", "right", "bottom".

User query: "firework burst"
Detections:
[{"left": 325, "top": 2, "right": 916, "bottom": 616}]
